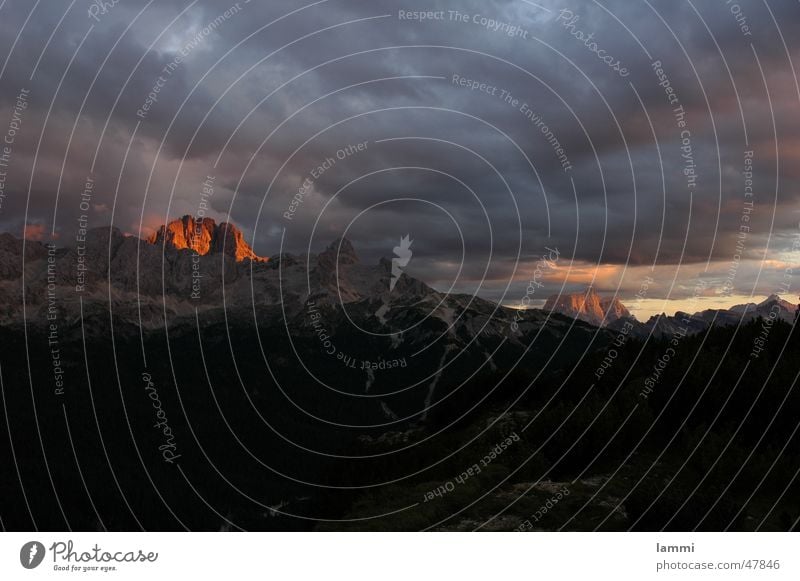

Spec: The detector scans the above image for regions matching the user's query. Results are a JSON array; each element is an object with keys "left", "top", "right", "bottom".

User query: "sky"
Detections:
[{"left": 0, "top": 0, "right": 799, "bottom": 319}]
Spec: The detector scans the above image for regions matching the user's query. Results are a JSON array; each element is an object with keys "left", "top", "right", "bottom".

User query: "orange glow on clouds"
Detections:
[{"left": 540, "top": 262, "right": 624, "bottom": 288}]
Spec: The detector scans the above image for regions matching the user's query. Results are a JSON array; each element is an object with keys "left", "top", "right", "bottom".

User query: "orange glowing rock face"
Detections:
[
  {"left": 543, "top": 287, "right": 631, "bottom": 327},
  {"left": 212, "top": 222, "right": 268, "bottom": 262},
  {"left": 146, "top": 215, "right": 267, "bottom": 263}
]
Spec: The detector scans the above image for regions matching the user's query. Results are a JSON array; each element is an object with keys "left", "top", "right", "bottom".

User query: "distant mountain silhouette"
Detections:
[
  {"left": 544, "top": 287, "right": 632, "bottom": 327},
  {"left": 544, "top": 286, "right": 798, "bottom": 338}
]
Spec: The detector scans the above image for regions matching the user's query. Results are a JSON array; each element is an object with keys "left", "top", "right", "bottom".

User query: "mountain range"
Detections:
[
  {"left": 544, "top": 288, "right": 798, "bottom": 338},
  {"left": 543, "top": 287, "right": 631, "bottom": 327},
  {"left": 2, "top": 216, "right": 796, "bottom": 342},
  {"left": 2, "top": 216, "right": 557, "bottom": 342}
]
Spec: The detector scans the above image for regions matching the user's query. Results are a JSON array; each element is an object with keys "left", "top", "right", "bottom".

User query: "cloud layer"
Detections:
[{"left": 1, "top": 0, "right": 799, "bottom": 309}]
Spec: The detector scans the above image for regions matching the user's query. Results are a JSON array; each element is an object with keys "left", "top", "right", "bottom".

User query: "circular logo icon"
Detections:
[{"left": 20, "top": 541, "right": 45, "bottom": 569}]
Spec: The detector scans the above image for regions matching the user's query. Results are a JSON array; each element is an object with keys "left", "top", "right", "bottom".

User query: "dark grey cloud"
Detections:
[{"left": 0, "top": 0, "right": 798, "bottom": 302}]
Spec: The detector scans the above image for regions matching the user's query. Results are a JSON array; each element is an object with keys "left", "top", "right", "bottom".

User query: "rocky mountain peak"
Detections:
[
  {"left": 146, "top": 215, "right": 266, "bottom": 262},
  {"left": 319, "top": 237, "right": 360, "bottom": 267},
  {"left": 544, "top": 287, "right": 632, "bottom": 327},
  {"left": 212, "top": 222, "right": 267, "bottom": 262},
  {"left": 333, "top": 237, "right": 360, "bottom": 265},
  {"left": 760, "top": 293, "right": 794, "bottom": 309},
  {"left": 601, "top": 295, "right": 632, "bottom": 319},
  {"left": 147, "top": 215, "right": 215, "bottom": 255}
]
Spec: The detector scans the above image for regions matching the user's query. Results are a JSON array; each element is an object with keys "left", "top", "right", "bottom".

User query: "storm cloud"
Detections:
[{"left": 0, "top": 0, "right": 798, "bottom": 310}]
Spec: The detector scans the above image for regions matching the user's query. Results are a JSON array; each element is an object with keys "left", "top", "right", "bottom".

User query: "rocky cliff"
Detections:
[{"left": 543, "top": 287, "right": 632, "bottom": 327}]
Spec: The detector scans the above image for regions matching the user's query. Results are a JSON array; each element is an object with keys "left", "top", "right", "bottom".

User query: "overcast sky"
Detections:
[{"left": 0, "top": 0, "right": 798, "bottom": 317}]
